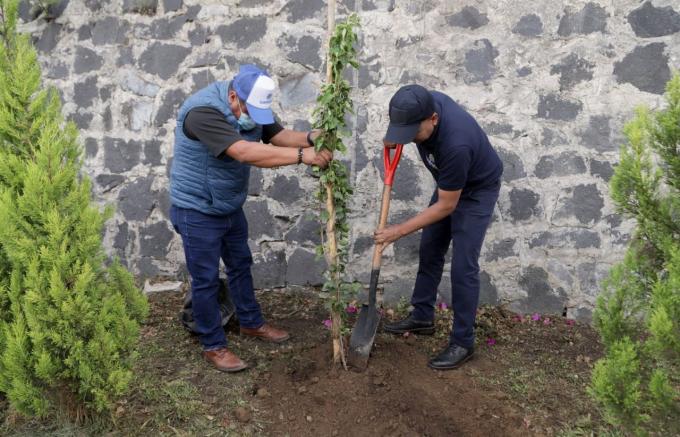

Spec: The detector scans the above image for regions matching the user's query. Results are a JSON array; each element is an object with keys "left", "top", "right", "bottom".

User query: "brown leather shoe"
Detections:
[
  {"left": 240, "top": 323, "right": 290, "bottom": 343},
  {"left": 202, "top": 348, "right": 248, "bottom": 372}
]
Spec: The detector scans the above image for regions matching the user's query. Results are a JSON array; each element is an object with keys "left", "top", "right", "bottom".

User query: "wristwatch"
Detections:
[
  {"left": 297, "top": 147, "right": 304, "bottom": 165},
  {"left": 306, "top": 131, "right": 315, "bottom": 147}
]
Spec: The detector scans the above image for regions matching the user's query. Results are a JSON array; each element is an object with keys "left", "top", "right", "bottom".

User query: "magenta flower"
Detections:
[
  {"left": 486, "top": 338, "right": 496, "bottom": 346},
  {"left": 565, "top": 319, "right": 576, "bottom": 326},
  {"left": 322, "top": 319, "right": 332, "bottom": 329},
  {"left": 437, "top": 302, "right": 448, "bottom": 311},
  {"left": 531, "top": 313, "right": 541, "bottom": 321},
  {"left": 346, "top": 304, "right": 358, "bottom": 314}
]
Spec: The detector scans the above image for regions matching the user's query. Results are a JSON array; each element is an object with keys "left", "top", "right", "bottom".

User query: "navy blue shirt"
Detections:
[{"left": 417, "top": 92, "right": 503, "bottom": 193}]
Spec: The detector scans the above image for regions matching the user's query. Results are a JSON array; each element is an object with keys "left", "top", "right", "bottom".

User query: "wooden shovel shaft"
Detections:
[{"left": 367, "top": 184, "right": 392, "bottom": 308}]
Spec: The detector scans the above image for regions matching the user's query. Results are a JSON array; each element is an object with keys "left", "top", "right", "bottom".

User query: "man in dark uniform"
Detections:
[
  {"left": 374, "top": 84, "right": 503, "bottom": 370},
  {"left": 169, "top": 64, "right": 331, "bottom": 372}
]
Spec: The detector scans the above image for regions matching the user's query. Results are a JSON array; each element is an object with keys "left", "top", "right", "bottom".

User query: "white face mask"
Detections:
[{"left": 236, "top": 97, "right": 256, "bottom": 131}]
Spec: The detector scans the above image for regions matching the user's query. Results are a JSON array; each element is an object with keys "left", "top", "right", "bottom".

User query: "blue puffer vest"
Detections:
[{"left": 170, "top": 81, "right": 263, "bottom": 216}]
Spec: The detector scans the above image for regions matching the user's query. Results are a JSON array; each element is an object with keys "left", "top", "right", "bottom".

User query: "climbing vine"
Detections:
[{"left": 312, "top": 12, "right": 361, "bottom": 366}]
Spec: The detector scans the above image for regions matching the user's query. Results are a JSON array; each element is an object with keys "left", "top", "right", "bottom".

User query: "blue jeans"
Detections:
[
  {"left": 170, "top": 205, "right": 264, "bottom": 350},
  {"left": 410, "top": 182, "right": 500, "bottom": 349}
]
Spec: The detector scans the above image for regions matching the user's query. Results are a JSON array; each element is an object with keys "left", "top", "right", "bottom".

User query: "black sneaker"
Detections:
[
  {"left": 428, "top": 344, "right": 474, "bottom": 370},
  {"left": 383, "top": 315, "right": 435, "bottom": 335}
]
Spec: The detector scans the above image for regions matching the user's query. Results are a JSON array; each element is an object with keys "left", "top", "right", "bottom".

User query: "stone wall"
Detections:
[{"left": 20, "top": 0, "right": 680, "bottom": 320}]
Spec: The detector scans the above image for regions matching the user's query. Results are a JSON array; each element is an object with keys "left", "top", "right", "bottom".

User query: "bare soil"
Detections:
[{"left": 1, "top": 287, "right": 614, "bottom": 436}]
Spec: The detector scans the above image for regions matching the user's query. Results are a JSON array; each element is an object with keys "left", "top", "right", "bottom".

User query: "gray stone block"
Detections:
[
  {"left": 518, "top": 266, "right": 567, "bottom": 314},
  {"left": 614, "top": 43, "right": 670, "bottom": 95},
  {"left": 534, "top": 151, "right": 587, "bottom": 179},
  {"left": 509, "top": 187, "right": 541, "bottom": 222},
  {"left": 285, "top": 215, "right": 320, "bottom": 246},
  {"left": 149, "top": 16, "right": 186, "bottom": 39},
  {"left": 479, "top": 271, "right": 499, "bottom": 305},
  {"left": 95, "top": 174, "right": 125, "bottom": 192},
  {"left": 590, "top": 159, "right": 614, "bottom": 181},
  {"left": 78, "top": 25, "right": 91, "bottom": 41},
  {"left": 74, "top": 46, "right": 104, "bottom": 74},
  {"left": 252, "top": 249, "right": 287, "bottom": 289},
  {"left": 85, "top": 137, "right": 98, "bottom": 157},
  {"left": 286, "top": 248, "right": 325, "bottom": 286},
  {"left": 248, "top": 167, "right": 264, "bottom": 196},
  {"left": 136, "top": 257, "right": 159, "bottom": 278},
  {"left": 537, "top": 94, "right": 582, "bottom": 121},
  {"left": 139, "top": 221, "right": 174, "bottom": 258},
  {"left": 579, "top": 115, "right": 614, "bottom": 152},
  {"left": 144, "top": 139, "right": 162, "bottom": 165},
  {"left": 243, "top": 199, "right": 282, "bottom": 240},
  {"left": 188, "top": 25, "right": 208, "bottom": 46},
  {"left": 192, "top": 70, "right": 215, "bottom": 90},
  {"left": 558, "top": 2, "right": 608, "bottom": 36},
  {"left": 283, "top": 0, "right": 324, "bottom": 22},
  {"left": 279, "top": 73, "right": 318, "bottom": 109},
  {"left": 392, "top": 158, "right": 421, "bottom": 200},
  {"left": 36, "top": 22, "right": 61, "bottom": 52},
  {"left": 266, "top": 175, "right": 303, "bottom": 204},
  {"left": 628, "top": 1, "right": 680, "bottom": 38},
  {"left": 464, "top": 39, "right": 498, "bottom": 84},
  {"left": 104, "top": 137, "right": 142, "bottom": 173},
  {"left": 485, "top": 238, "right": 517, "bottom": 262},
  {"left": 92, "top": 17, "right": 129, "bottom": 45},
  {"left": 496, "top": 148, "right": 526, "bottom": 182},
  {"left": 117, "top": 176, "right": 155, "bottom": 221},
  {"left": 163, "top": 0, "right": 182, "bottom": 12},
  {"left": 155, "top": 88, "right": 187, "bottom": 126},
  {"left": 445, "top": 6, "right": 489, "bottom": 29},
  {"left": 117, "top": 46, "right": 134, "bottom": 67},
  {"left": 216, "top": 17, "right": 267, "bottom": 49},
  {"left": 556, "top": 184, "right": 604, "bottom": 225},
  {"left": 138, "top": 42, "right": 190, "bottom": 80},
  {"left": 277, "top": 34, "right": 322, "bottom": 71},
  {"left": 73, "top": 76, "right": 98, "bottom": 108},
  {"left": 512, "top": 14, "right": 543, "bottom": 37},
  {"left": 550, "top": 53, "right": 594, "bottom": 91},
  {"left": 69, "top": 111, "right": 93, "bottom": 130},
  {"left": 528, "top": 229, "right": 600, "bottom": 250},
  {"left": 113, "top": 222, "right": 129, "bottom": 251}
]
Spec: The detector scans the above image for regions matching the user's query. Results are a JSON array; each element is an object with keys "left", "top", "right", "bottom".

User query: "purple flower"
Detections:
[
  {"left": 531, "top": 313, "right": 541, "bottom": 321},
  {"left": 437, "top": 302, "right": 448, "bottom": 311},
  {"left": 322, "top": 319, "right": 332, "bottom": 329},
  {"left": 486, "top": 338, "right": 496, "bottom": 346},
  {"left": 346, "top": 304, "right": 358, "bottom": 314}
]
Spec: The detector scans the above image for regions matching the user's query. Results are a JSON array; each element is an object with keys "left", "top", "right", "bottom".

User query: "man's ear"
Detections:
[{"left": 432, "top": 112, "right": 439, "bottom": 126}]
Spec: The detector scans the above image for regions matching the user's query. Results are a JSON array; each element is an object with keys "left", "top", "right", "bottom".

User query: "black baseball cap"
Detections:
[{"left": 384, "top": 84, "right": 435, "bottom": 144}]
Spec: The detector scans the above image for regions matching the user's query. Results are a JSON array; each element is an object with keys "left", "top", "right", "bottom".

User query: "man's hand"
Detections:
[
  {"left": 374, "top": 224, "right": 405, "bottom": 251},
  {"left": 303, "top": 148, "right": 333, "bottom": 168},
  {"left": 309, "top": 129, "right": 323, "bottom": 147}
]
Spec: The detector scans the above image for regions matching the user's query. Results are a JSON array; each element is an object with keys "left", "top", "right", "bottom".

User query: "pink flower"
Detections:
[
  {"left": 565, "top": 319, "right": 576, "bottom": 326},
  {"left": 543, "top": 318, "right": 552, "bottom": 325},
  {"left": 512, "top": 315, "right": 523, "bottom": 323},
  {"left": 486, "top": 338, "right": 496, "bottom": 346},
  {"left": 346, "top": 304, "right": 358, "bottom": 314},
  {"left": 322, "top": 319, "right": 332, "bottom": 329},
  {"left": 531, "top": 313, "right": 541, "bottom": 321},
  {"left": 437, "top": 302, "right": 448, "bottom": 311}
]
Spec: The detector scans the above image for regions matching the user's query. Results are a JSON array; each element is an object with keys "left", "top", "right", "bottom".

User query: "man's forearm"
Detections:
[
  {"left": 270, "top": 129, "right": 310, "bottom": 148},
  {"left": 398, "top": 202, "right": 456, "bottom": 236},
  {"left": 229, "top": 141, "right": 300, "bottom": 168}
]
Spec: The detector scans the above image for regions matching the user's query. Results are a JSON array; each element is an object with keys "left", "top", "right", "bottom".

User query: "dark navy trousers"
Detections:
[
  {"left": 170, "top": 205, "right": 265, "bottom": 350},
  {"left": 410, "top": 182, "right": 500, "bottom": 349}
]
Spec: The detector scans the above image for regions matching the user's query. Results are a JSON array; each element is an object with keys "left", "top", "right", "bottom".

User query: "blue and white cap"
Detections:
[{"left": 232, "top": 64, "right": 276, "bottom": 125}]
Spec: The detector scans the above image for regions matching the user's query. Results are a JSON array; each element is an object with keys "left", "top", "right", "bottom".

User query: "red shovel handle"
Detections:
[{"left": 383, "top": 144, "right": 403, "bottom": 186}]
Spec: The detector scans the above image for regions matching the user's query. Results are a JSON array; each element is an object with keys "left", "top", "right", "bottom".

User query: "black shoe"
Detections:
[
  {"left": 383, "top": 316, "right": 435, "bottom": 335},
  {"left": 428, "top": 344, "right": 474, "bottom": 370}
]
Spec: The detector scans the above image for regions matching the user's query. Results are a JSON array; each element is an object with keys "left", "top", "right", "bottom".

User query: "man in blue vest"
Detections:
[
  {"left": 374, "top": 85, "right": 503, "bottom": 370},
  {"left": 169, "top": 64, "right": 332, "bottom": 372}
]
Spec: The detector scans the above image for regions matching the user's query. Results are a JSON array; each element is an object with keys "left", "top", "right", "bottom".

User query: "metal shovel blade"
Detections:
[{"left": 347, "top": 303, "right": 380, "bottom": 371}]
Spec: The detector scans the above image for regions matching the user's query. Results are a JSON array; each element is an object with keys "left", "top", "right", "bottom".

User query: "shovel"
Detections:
[{"left": 347, "top": 143, "right": 403, "bottom": 371}]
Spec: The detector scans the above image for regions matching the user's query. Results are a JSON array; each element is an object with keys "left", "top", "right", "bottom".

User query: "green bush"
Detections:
[
  {"left": 0, "top": 0, "right": 148, "bottom": 417},
  {"left": 591, "top": 73, "right": 680, "bottom": 435}
]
